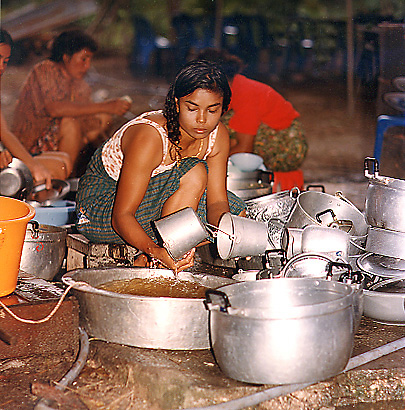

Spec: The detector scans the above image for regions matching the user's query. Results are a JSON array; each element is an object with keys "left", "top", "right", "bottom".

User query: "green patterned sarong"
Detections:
[
  {"left": 222, "top": 111, "right": 308, "bottom": 172},
  {"left": 76, "top": 145, "right": 245, "bottom": 244}
]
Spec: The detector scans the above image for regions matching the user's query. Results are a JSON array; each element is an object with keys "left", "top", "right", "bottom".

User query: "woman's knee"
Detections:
[
  {"left": 180, "top": 162, "right": 208, "bottom": 194},
  {"left": 60, "top": 117, "right": 80, "bottom": 134}
]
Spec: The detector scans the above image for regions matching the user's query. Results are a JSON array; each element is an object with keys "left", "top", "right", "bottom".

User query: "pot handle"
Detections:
[
  {"left": 306, "top": 184, "right": 325, "bottom": 193},
  {"left": 315, "top": 208, "right": 336, "bottom": 224},
  {"left": 263, "top": 249, "right": 287, "bottom": 268},
  {"left": 27, "top": 220, "right": 40, "bottom": 239},
  {"left": 258, "top": 170, "right": 274, "bottom": 184},
  {"left": 364, "top": 157, "right": 380, "bottom": 179},
  {"left": 326, "top": 261, "right": 365, "bottom": 285},
  {"left": 290, "top": 186, "right": 300, "bottom": 198},
  {"left": 204, "top": 289, "right": 232, "bottom": 312}
]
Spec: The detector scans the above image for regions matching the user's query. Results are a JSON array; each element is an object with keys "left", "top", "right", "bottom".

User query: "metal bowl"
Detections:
[
  {"left": 0, "top": 158, "right": 34, "bottom": 199},
  {"left": 28, "top": 179, "right": 70, "bottom": 206},
  {"left": 62, "top": 267, "right": 235, "bottom": 350}
]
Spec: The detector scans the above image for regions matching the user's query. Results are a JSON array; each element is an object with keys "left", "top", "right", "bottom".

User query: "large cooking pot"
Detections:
[
  {"left": 0, "top": 158, "right": 34, "bottom": 200},
  {"left": 205, "top": 278, "right": 355, "bottom": 384},
  {"left": 20, "top": 221, "right": 67, "bottom": 280},
  {"left": 281, "top": 258, "right": 364, "bottom": 333},
  {"left": 227, "top": 160, "right": 273, "bottom": 200},
  {"left": 364, "top": 157, "right": 405, "bottom": 233},
  {"left": 286, "top": 188, "right": 368, "bottom": 239},
  {"left": 62, "top": 267, "right": 235, "bottom": 350}
]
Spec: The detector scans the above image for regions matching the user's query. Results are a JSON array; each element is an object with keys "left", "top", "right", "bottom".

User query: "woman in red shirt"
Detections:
[{"left": 196, "top": 48, "right": 308, "bottom": 174}]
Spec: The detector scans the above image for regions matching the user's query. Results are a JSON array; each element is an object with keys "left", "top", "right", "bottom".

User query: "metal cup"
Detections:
[
  {"left": 153, "top": 207, "right": 209, "bottom": 261},
  {"left": 301, "top": 225, "right": 350, "bottom": 260},
  {"left": 216, "top": 213, "right": 270, "bottom": 260}
]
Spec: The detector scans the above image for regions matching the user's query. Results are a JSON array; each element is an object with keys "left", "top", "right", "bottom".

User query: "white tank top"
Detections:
[{"left": 102, "top": 110, "right": 218, "bottom": 181}]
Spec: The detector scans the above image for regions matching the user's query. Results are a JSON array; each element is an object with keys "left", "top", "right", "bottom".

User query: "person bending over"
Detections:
[
  {"left": 196, "top": 48, "right": 308, "bottom": 173},
  {"left": 76, "top": 60, "right": 245, "bottom": 273}
]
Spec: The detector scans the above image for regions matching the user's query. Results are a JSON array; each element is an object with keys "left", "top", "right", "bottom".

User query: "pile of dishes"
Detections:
[{"left": 360, "top": 158, "right": 405, "bottom": 324}]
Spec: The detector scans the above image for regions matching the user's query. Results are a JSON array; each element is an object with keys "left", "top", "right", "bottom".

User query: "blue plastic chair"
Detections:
[{"left": 374, "top": 115, "right": 405, "bottom": 161}]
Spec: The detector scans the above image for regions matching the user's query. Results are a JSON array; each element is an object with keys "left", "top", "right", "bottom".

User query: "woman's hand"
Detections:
[
  {"left": 28, "top": 159, "right": 53, "bottom": 189},
  {"left": 150, "top": 247, "right": 195, "bottom": 274},
  {"left": 104, "top": 99, "right": 131, "bottom": 116},
  {"left": 0, "top": 149, "right": 12, "bottom": 169}
]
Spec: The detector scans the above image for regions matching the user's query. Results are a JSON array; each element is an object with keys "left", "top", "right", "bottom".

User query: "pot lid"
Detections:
[
  {"left": 357, "top": 253, "right": 405, "bottom": 278},
  {"left": 281, "top": 252, "right": 344, "bottom": 279}
]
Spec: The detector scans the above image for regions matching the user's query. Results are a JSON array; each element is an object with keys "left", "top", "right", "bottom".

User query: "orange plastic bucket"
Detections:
[{"left": 0, "top": 196, "right": 35, "bottom": 297}]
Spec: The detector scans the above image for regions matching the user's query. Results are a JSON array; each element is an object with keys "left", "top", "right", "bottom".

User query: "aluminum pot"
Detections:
[
  {"left": 19, "top": 221, "right": 67, "bottom": 280},
  {"left": 245, "top": 188, "right": 299, "bottom": 223},
  {"left": 205, "top": 278, "right": 355, "bottom": 384},
  {"left": 357, "top": 253, "right": 405, "bottom": 280},
  {"left": 216, "top": 213, "right": 271, "bottom": 259},
  {"left": 301, "top": 225, "right": 350, "bottom": 260},
  {"left": 281, "top": 258, "right": 363, "bottom": 333},
  {"left": 62, "top": 267, "right": 235, "bottom": 350},
  {"left": 365, "top": 226, "right": 405, "bottom": 259},
  {"left": 364, "top": 157, "right": 405, "bottom": 233},
  {"left": 286, "top": 190, "right": 368, "bottom": 237}
]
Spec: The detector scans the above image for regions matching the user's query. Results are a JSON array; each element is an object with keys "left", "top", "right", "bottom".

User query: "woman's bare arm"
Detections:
[
  {"left": 111, "top": 123, "right": 193, "bottom": 272},
  {"left": 229, "top": 131, "right": 255, "bottom": 155},
  {"left": 1, "top": 109, "right": 52, "bottom": 186},
  {"left": 45, "top": 98, "right": 131, "bottom": 119},
  {"left": 206, "top": 122, "right": 232, "bottom": 226}
]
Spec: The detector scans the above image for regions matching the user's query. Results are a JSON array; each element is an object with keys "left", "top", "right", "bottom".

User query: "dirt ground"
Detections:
[{"left": 0, "top": 54, "right": 392, "bottom": 410}]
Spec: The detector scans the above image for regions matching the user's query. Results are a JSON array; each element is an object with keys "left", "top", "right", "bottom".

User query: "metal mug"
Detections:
[{"left": 153, "top": 207, "right": 209, "bottom": 261}]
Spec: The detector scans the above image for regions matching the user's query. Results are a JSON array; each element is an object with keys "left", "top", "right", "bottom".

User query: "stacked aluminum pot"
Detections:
[{"left": 360, "top": 158, "right": 405, "bottom": 324}]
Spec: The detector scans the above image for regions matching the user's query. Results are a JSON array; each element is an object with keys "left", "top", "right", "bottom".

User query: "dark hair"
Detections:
[
  {"left": 195, "top": 48, "right": 245, "bottom": 80},
  {"left": 49, "top": 30, "right": 98, "bottom": 62},
  {"left": 163, "top": 59, "right": 231, "bottom": 151},
  {"left": 0, "top": 29, "right": 13, "bottom": 48}
]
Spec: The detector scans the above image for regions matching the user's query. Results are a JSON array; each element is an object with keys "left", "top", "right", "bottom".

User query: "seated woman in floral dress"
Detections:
[{"left": 11, "top": 29, "right": 131, "bottom": 175}]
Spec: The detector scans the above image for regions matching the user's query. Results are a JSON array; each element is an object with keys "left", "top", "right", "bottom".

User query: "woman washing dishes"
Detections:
[
  {"left": 0, "top": 29, "right": 69, "bottom": 185},
  {"left": 11, "top": 29, "right": 131, "bottom": 176},
  {"left": 76, "top": 60, "right": 246, "bottom": 273}
]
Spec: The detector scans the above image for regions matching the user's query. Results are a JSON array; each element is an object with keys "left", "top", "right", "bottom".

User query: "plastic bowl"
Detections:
[
  {"left": 229, "top": 153, "right": 264, "bottom": 172},
  {"left": 31, "top": 200, "right": 76, "bottom": 226}
]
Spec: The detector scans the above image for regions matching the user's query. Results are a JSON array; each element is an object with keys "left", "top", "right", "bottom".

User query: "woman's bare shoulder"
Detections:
[
  {"left": 121, "top": 116, "right": 164, "bottom": 153},
  {"left": 142, "top": 111, "right": 166, "bottom": 126}
]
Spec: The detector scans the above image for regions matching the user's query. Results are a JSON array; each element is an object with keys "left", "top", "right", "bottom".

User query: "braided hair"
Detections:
[{"left": 163, "top": 60, "right": 231, "bottom": 158}]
